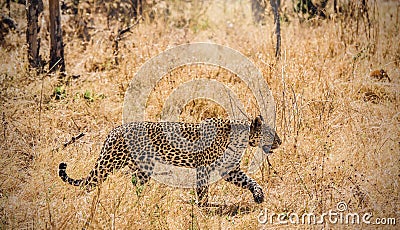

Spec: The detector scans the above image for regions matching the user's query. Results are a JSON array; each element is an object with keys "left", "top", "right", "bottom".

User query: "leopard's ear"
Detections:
[{"left": 251, "top": 115, "right": 263, "bottom": 130}]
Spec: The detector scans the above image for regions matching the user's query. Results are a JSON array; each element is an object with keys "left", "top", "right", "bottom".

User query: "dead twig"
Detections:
[
  {"left": 53, "top": 132, "right": 85, "bottom": 153},
  {"left": 2, "top": 112, "right": 7, "bottom": 141},
  {"left": 42, "top": 176, "right": 55, "bottom": 229},
  {"left": 266, "top": 156, "right": 283, "bottom": 181},
  {"left": 63, "top": 132, "right": 85, "bottom": 148}
]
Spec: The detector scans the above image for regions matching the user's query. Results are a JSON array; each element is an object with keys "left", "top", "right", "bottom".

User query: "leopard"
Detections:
[{"left": 58, "top": 115, "right": 281, "bottom": 205}]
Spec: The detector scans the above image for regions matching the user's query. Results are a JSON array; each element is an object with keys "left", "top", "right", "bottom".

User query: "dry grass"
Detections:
[{"left": 1, "top": 0, "right": 399, "bottom": 229}]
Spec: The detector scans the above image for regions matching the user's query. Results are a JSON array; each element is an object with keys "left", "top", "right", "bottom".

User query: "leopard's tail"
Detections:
[{"left": 58, "top": 162, "right": 97, "bottom": 189}]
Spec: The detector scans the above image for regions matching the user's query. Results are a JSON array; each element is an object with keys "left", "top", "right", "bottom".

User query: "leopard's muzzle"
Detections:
[{"left": 262, "top": 132, "right": 282, "bottom": 154}]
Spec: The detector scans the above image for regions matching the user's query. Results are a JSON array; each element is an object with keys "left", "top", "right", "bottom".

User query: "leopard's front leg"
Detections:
[{"left": 224, "top": 168, "right": 264, "bottom": 203}]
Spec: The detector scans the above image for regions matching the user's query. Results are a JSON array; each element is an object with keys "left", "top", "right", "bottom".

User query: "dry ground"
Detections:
[{"left": 1, "top": 0, "right": 399, "bottom": 229}]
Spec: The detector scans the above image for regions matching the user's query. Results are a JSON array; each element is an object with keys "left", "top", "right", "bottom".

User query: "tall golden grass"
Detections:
[{"left": 1, "top": 0, "right": 399, "bottom": 229}]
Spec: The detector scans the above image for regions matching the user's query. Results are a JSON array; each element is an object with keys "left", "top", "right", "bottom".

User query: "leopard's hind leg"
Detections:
[
  {"left": 59, "top": 128, "right": 130, "bottom": 191},
  {"left": 59, "top": 153, "right": 129, "bottom": 191},
  {"left": 196, "top": 166, "right": 210, "bottom": 206},
  {"left": 127, "top": 159, "right": 152, "bottom": 186}
]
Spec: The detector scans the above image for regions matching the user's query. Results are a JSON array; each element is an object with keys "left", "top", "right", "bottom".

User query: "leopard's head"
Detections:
[{"left": 249, "top": 115, "right": 281, "bottom": 154}]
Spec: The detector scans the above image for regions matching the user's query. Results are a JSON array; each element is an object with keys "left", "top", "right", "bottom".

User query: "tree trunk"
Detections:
[
  {"left": 251, "top": 0, "right": 265, "bottom": 23},
  {"left": 270, "top": 0, "right": 281, "bottom": 58},
  {"left": 132, "top": 0, "right": 143, "bottom": 20},
  {"left": 334, "top": 0, "right": 338, "bottom": 14},
  {"left": 49, "top": 0, "right": 65, "bottom": 72},
  {"left": 26, "top": 0, "right": 43, "bottom": 69},
  {"left": 6, "top": 0, "right": 11, "bottom": 17}
]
